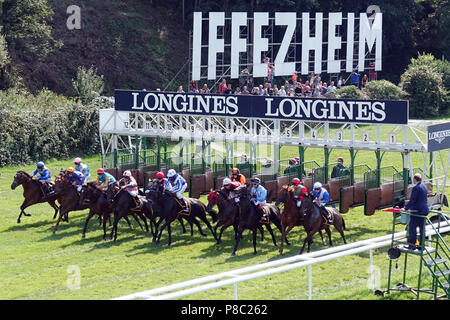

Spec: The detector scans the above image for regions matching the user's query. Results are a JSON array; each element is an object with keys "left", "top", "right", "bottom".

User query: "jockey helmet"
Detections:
[
  {"left": 222, "top": 178, "right": 231, "bottom": 186},
  {"left": 313, "top": 182, "right": 322, "bottom": 190},
  {"left": 291, "top": 178, "right": 301, "bottom": 185},
  {"left": 97, "top": 168, "right": 105, "bottom": 174},
  {"left": 251, "top": 177, "right": 261, "bottom": 184},
  {"left": 231, "top": 168, "right": 240, "bottom": 174},
  {"left": 155, "top": 171, "right": 164, "bottom": 179},
  {"left": 123, "top": 170, "right": 132, "bottom": 177},
  {"left": 337, "top": 157, "right": 344, "bottom": 163},
  {"left": 167, "top": 169, "right": 176, "bottom": 178},
  {"left": 66, "top": 167, "right": 75, "bottom": 173},
  {"left": 73, "top": 157, "right": 82, "bottom": 164},
  {"left": 37, "top": 161, "right": 45, "bottom": 168}
]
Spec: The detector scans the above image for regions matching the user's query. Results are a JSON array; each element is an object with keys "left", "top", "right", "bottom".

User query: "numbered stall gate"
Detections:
[
  {"left": 339, "top": 164, "right": 372, "bottom": 214},
  {"left": 364, "top": 166, "right": 399, "bottom": 216}
]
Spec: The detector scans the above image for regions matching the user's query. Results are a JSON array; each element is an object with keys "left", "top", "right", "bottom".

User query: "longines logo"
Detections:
[{"left": 428, "top": 129, "right": 450, "bottom": 144}]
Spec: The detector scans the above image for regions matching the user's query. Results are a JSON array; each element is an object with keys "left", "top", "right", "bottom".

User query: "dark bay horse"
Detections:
[
  {"left": 275, "top": 185, "right": 326, "bottom": 255},
  {"left": 52, "top": 174, "right": 90, "bottom": 234},
  {"left": 151, "top": 189, "right": 218, "bottom": 246},
  {"left": 231, "top": 187, "right": 289, "bottom": 257},
  {"left": 105, "top": 183, "right": 151, "bottom": 242},
  {"left": 206, "top": 189, "right": 265, "bottom": 246},
  {"left": 145, "top": 179, "right": 192, "bottom": 238},
  {"left": 11, "top": 171, "right": 59, "bottom": 223},
  {"left": 298, "top": 193, "right": 347, "bottom": 254}
]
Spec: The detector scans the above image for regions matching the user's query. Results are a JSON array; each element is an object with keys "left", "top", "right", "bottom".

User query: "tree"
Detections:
[
  {"left": 72, "top": 66, "right": 105, "bottom": 105},
  {"left": 363, "top": 80, "right": 403, "bottom": 100}
]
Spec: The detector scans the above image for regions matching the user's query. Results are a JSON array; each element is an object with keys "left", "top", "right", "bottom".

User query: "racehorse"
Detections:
[
  {"left": 206, "top": 189, "right": 265, "bottom": 246},
  {"left": 105, "top": 183, "right": 151, "bottom": 242},
  {"left": 52, "top": 174, "right": 90, "bottom": 234},
  {"left": 275, "top": 185, "right": 327, "bottom": 255},
  {"left": 145, "top": 179, "right": 190, "bottom": 238},
  {"left": 78, "top": 182, "right": 142, "bottom": 240},
  {"left": 298, "top": 193, "right": 347, "bottom": 254},
  {"left": 150, "top": 189, "right": 218, "bottom": 246},
  {"left": 11, "top": 171, "right": 59, "bottom": 223},
  {"left": 231, "top": 187, "right": 290, "bottom": 256}
]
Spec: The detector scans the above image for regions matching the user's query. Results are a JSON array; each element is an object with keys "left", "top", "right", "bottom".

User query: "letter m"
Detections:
[{"left": 358, "top": 12, "right": 382, "bottom": 72}]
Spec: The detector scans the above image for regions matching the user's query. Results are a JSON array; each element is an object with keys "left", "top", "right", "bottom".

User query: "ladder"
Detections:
[{"left": 383, "top": 210, "right": 450, "bottom": 299}]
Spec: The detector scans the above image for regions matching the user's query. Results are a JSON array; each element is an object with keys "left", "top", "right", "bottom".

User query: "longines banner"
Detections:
[
  {"left": 115, "top": 90, "right": 408, "bottom": 125},
  {"left": 427, "top": 122, "right": 450, "bottom": 152}
]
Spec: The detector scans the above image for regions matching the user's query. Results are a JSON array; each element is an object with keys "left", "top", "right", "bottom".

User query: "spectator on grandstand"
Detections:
[
  {"left": 200, "top": 84, "right": 210, "bottom": 94},
  {"left": 351, "top": 70, "right": 361, "bottom": 88},
  {"left": 327, "top": 81, "right": 337, "bottom": 92},
  {"left": 258, "top": 85, "right": 264, "bottom": 96},
  {"left": 247, "top": 78, "right": 254, "bottom": 91},
  {"left": 177, "top": 86, "right": 184, "bottom": 93},
  {"left": 218, "top": 79, "right": 227, "bottom": 94},
  {"left": 235, "top": 87, "right": 241, "bottom": 95},
  {"left": 337, "top": 76, "right": 345, "bottom": 88},
  {"left": 190, "top": 80, "right": 198, "bottom": 92},
  {"left": 240, "top": 68, "right": 249, "bottom": 88},
  {"left": 292, "top": 72, "right": 298, "bottom": 83},
  {"left": 370, "top": 62, "right": 376, "bottom": 81},
  {"left": 283, "top": 80, "right": 290, "bottom": 92},
  {"left": 264, "top": 57, "right": 275, "bottom": 83},
  {"left": 321, "top": 82, "right": 328, "bottom": 96},
  {"left": 288, "top": 88, "right": 295, "bottom": 97},
  {"left": 252, "top": 87, "right": 259, "bottom": 95},
  {"left": 294, "top": 81, "right": 302, "bottom": 96},
  {"left": 242, "top": 86, "right": 250, "bottom": 95},
  {"left": 273, "top": 87, "right": 279, "bottom": 96},
  {"left": 361, "top": 74, "right": 368, "bottom": 88},
  {"left": 225, "top": 83, "right": 233, "bottom": 94}
]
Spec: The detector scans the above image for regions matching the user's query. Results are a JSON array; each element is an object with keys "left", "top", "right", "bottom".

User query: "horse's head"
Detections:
[
  {"left": 11, "top": 171, "right": 30, "bottom": 190},
  {"left": 105, "top": 182, "right": 120, "bottom": 204},
  {"left": 275, "top": 185, "right": 293, "bottom": 206},
  {"left": 299, "top": 192, "right": 315, "bottom": 215},
  {"left": 206, "top": 190, "right": 219, "bottom": 211},
  {"left": 53, "top": 174, "right": 69, "bottom": 193}
]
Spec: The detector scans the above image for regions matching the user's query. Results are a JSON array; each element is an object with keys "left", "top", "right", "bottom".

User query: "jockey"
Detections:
[
  {"left": 250, "top": 178, "right": 268, "bottom": 221},
  {"left": 32, "top": 161, "right": 53, "bottom": 195},
  {"left": 164, "top": 169, "right": 188, "bottom": 212},
  {"left": 230, "top": 167, "right": 246, "bottom": 184},
  {"left": 66, "top": 167, "right": 86, "bottom": 192},
  {"left": 73, "top": 157, "right": 90, "bottom": 183},
  {"left": 155, "top": 171, "right": 166, "bottom": 188},
  {"left": 291, "top": 178, "right": 308, "bottom": 209},
  {"left": 221, "top": 177, "right": 241, "bottom": 202},
  {"left": 96, "top": 168, "right": 116, "bottom": 191},
  {"left": 311, "top": 182, "right": 332, "bottom": 224},
  {"left": 118, "top": 170, "right": 140, "bottom": 208}
]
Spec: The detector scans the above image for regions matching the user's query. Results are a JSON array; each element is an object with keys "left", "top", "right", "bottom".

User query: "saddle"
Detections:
[
  {"left": 130, "top": 196, "right": 145, "bottom": 211},
  {"left": 319, "top": 206, "right": 334, "bottom": 226},
  {"left": 257, "top": 204, "right": 270, "bottom": 225},
  {"left": 174, "top": 197, "right": 192, "bottom": 216}
]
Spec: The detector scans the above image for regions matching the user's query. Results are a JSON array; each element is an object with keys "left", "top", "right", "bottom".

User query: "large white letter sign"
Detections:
[
  {"left": 346, "top": 13, "right": 355, "bottom": 72},
  {"left": 274, "top": 12, "right": 296, "bottom": 76},
  {"left": 192, "top": 12, "right": 202, "bottom": 81},
  {"left": 301, "top": 12, "right": 323, "bottom": 75},
  {"left": 359, "top": 12, "right": 382, "bottom": 71},
  {"left": 253, "top": 12, "right": 269, "bottom": 78},
  {"left": 327, "top": 12, "right": 342, "bottom": 73},
  {"left": 231, "top": 12, "right": 247, "bottom": 79},
  {"left": 208, "top": 12, "right": 225, "bottom": 80}
]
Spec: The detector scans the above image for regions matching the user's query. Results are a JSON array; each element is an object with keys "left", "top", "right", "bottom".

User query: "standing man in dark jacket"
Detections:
[{"left": 403, "top": 173, "right": 429, "bottom": 250}]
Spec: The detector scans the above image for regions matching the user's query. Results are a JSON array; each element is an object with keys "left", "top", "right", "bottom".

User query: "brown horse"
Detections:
[
  {"left": 298, "top": 193, "right": 347, "bottom": 254},
  {"left": 11, "top": 171, "right": 59, "bottom": 223},
  {"left": 275, "top": 185, "right": 327, "bottom": 255},
  {"left": 206, "top": 189, "right": 265, "bottom": 245},
  {"left": 52, "top": 174, "right": 90, "bottom": 234}
]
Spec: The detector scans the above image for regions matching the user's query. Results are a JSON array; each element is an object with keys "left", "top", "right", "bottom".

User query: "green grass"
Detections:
[{"left": 1, "top": 150, "right": 449, "bottom": 300}]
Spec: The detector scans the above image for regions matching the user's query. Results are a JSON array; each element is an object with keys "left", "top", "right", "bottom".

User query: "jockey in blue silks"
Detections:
[
  {"left": 250, "top": 177, "right": 268, "bottom": 221},
  {"left": 311, "top": 182, "right": 332, "bottom": 224},
  {"left": 66, "top": 167, "right": 86, "bottom": 192},
  {"left": 164, "top": 169, "right": 188, "bottom": 212},
  {"left": 32, "top": 161, "right": 53, "bottom": 195}
]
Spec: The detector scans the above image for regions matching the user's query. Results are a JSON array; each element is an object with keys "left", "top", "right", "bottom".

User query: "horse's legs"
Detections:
[
  {"left": 53, "top": 208, "right": 67, "bottom": 234},
  {"left": 131, "top": 213, "right": 144, "bottom": 231},
  {"left": 280, "top": 224, "right": 294, "bottom": 255},
  {"left": 17, "top": 201, "right": 32, "bottom": 223},
  {"left": 137, "top": 212, "right": 149, "bottom": 233},
  {"left": 196, "top": 211, "right": 218, "bottom": 240},
  {"left": 252, "top": 229, "right": 257, "bottom": 255},
  {"left": 156, "top": 217, "right": 175, "bottom": 245},
  {"left": 318, "top": 229, "right": 326, "bottom": 246},
  {"left": 188, "top": 216, "right": 207, "bottom": 237},
  {"left": 49, "top": 200, "right": 59, "bottom": 219},
  {"left": 265, "top": 223, "right": 278, "bottom": 247},
  {"left": 178, "top": 217, "right": 187, "bottom": 234},
  {"left": 124, "top": 216, "right": 133, "bottom": 230},
  {"left": 335, "top": 219, "right": 347, "bottom": 244},
  {"left": 257, "top": 225, "right": 264, "bottom": 242},
  {"left": 167, "top": 223, "right": 172, "bottom": 245},
  {"left": 325, "top": 227, "right": 333, "bottom": 246},
  {"left": 82, "top": 210, "right": 95, "bottom": 238},
  {"left": 102, "top": 213, "right": 109, "bottom": 240},
  {"left": 272, "top": 215, "right": 290, "bottom": 246},
  {"left": 231, "top": 227, "right": 244, "bottom": 256}
]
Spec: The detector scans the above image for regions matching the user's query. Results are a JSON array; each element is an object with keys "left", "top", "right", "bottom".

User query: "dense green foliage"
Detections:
[
  {"left": 363, "top": 80, "right": 403, "bottom": 100},
  {"left": 72, "top": 66, "right": 105, "bottom": 104},
  {"left": 0, "top": 88, "right": 100, "bottom": 166}
]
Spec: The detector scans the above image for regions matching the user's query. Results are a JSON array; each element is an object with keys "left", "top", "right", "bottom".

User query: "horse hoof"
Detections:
[
  {"left": 17, "top": 219, "right": 21, "bottom": 224},
  {"left": 81, "top": 234, "right": 85, "bottom": 239},
  {"left": 231, "top": 253, "right": 236, "bottom": 257}
]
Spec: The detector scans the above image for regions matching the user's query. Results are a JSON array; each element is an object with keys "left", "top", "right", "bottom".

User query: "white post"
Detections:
[
  {"left": 308, "top": 265, "right": 312, "bottom": 300},
  {"left": 234, "top": 283, "right": 238, "bottom": 300}
]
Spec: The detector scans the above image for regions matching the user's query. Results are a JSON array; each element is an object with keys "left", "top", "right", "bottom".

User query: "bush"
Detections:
[
  {"left": 328, "top": 85, "right": 368, "bottom": 100},
  {"left": 72, "top": 66, "right": 105, "bottom": 104},
  {"left": 399, "top": 64, "right": 444, "bottom": 119},
  {"left": 0, "top": 88, "right": 102, "bottom": 167},
  {"left": 363, "top": 80, "right": 403, "bottom": 100}
]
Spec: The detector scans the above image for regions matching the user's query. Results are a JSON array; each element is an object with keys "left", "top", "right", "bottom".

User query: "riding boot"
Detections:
[
  {"left": 321, "top": 207, "right": 332, "bottom": 224},
  {"left": 258, "top": 205, "right": 268, "bottom": 222},
  {"left": 134, "top": 195, "right": 141, "bottom": 209},
  {"left": 179, "top": 197, "right": 189, "bottom": 212}
]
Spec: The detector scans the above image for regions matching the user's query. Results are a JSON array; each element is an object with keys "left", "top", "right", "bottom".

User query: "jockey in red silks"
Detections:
[{"left": 291, "top": 178, "right": 308, "bottom": 209}]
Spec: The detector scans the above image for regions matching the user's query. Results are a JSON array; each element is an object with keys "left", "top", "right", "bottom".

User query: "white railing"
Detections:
[{"left": 113, "top": 220, "right": 450, "bottom": 300}]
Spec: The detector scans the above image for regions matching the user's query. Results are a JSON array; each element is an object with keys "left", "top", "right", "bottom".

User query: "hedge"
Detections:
[{"left": 0, "top": 88, "right": 101, "bottom": 167}]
